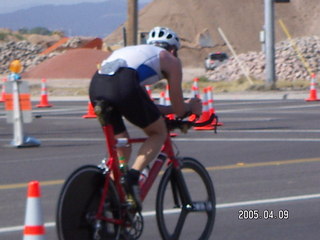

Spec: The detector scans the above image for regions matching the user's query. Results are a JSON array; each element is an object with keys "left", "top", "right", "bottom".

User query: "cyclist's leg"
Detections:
[
  {"left": 121, "top": 117, "right": 166, "bottom": 212},
  {"left": 122, "top": 117, "right": 166, "bottom": 213},
  {"left": 90, "top": 71, "right": 133, "bottom": 163},
  {"left": 115, "top": 130, "right": 132, "bottom": 162},
  {"left": 113, "top": 69, "right": 167, "bottom": 211},
  {"left": 131, "top": 116, "right": 166, "bottom": 171},
  {"left": 112, "top": 70, "right": 167, "bottom": 172}
]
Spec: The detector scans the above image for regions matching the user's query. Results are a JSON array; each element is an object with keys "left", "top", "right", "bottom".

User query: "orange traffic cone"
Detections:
[
  {"left": 305, "top": 73, "right": 320, "bottom": 102},
  {"left": 194, "top": 88, "right": 214, "bottom": 130},
  {"left": 206, "top": 86, "right": 223, "bottom": 126},
  {"left": 159, "top": 91, "right": 165, "bottom": 105},
  {"left": 23, "top": 181, "right": 46, "bottom": 240},
  {"left": 165, "top": 84, "right": 175, "bottom": 120},
  {"left": 82, "top": 101, "right": 97, "bottom": 118},
  {"left": 0, "top": 77, "right": 7, "bottom": 102},
  {"left": 191, "top": 77, "right": 200, "bottom": 98},
  {"left": 36, "top": 78, "right": 53, "bottom": 108}
]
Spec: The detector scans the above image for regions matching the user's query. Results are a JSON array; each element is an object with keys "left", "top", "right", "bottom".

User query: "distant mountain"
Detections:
[{"left": 0, "top": 1, "right": 148, "bottom": 37}]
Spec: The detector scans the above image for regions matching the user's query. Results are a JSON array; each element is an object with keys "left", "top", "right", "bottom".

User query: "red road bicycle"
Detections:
[{"left": 56, "top": 100, "right": 217, "bottom": 240}]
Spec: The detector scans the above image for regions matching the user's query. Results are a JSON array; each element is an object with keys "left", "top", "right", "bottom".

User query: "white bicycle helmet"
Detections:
[{"left": 147, "top": 26, "right": 180, "bottom": 50}]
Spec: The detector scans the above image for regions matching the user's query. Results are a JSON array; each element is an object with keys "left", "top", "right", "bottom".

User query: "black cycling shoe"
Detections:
[
  {"left": 125, "top": 169, "right": 142, "bottom": 212},
  {"left": 127, "top": 183, "right": 142, "bottom": 212}
]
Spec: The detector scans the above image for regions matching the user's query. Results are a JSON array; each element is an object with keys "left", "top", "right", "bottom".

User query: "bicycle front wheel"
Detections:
[
  {"left": 56, "top": 165, "right": 121, "bottom": 240},
  {"left": 156, "top": 157, "right": 216, "bottom": 240}
]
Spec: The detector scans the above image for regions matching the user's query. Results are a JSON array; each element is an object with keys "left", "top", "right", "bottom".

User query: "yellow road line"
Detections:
[
  {"left": 0, "top": 180, "right": 64, "bottom": 190},
  {"left": 1, "top": 157, "right": 320, "bottom": 191},
  {"left": 207, "top": 157, "right": 320, "bottom": 171}
]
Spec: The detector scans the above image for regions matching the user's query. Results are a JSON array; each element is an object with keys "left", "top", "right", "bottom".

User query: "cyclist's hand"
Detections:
[{"left": 186, "top": 97, "right": 202, "bottom": 117}]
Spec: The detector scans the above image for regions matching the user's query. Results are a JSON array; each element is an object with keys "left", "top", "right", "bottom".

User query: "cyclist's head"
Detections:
[{"left": 147, "top": 26, "right": 180, "bottom": 56}]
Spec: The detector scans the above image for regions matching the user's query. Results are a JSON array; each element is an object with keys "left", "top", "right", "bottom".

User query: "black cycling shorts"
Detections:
[{"left": 89, "top": 68, "right": 161, "bottom": 134}]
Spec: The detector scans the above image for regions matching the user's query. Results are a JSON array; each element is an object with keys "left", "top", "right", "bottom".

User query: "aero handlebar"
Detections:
[
  {"left": 94, "top": 100, "right": 219, "bottom": 134},
  {"left": 165, "top": 113, "right": 218, "bottom": 133}
]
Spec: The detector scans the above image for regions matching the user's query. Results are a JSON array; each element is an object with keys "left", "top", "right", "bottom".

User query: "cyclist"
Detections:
[{"left": 89, "top": 26, "right": 202, "bottom": 211}]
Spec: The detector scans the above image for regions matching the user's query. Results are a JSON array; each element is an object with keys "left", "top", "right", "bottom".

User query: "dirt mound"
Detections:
[
  {"left": 105, "top": 0, "right": 320, "bottom": 67},
  {"left": 22, "top": 48, "right": 110, "bottom": 79}
]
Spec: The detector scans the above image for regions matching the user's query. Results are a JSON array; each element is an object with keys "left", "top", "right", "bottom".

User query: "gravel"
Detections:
[{"left": 206, "top": 36, "right": 320, "bottom": 82}]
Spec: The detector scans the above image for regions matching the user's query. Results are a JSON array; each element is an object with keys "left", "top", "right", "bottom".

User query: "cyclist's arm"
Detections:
[
  {"left": 156, "top": 102, "right": 197, "bottom": 116},
  {"left": 159, "top": 50, "right": 189, "bottom": 118}
]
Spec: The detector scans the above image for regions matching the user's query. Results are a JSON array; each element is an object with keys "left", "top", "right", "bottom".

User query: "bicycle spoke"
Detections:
[
  {"left": 170, "top": 175, "right": 181, "bottom": 208},
  {"left": 175, "top": 169, "right": 192, "bottom": 204},
  {"left": 172, "top": 208, "right": 188, "bottom": 239}
]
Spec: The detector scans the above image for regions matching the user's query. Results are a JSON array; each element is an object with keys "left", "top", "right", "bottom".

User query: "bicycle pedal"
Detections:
[{"left": 126, "top": 195, "right": 137, "bottom": 208}]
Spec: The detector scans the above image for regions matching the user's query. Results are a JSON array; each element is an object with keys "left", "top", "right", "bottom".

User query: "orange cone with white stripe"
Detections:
[
  {"left": 36, "top": 78, "right": 52, "bottom": 108},
  {"left": 82, "top": 101, "right": 97, "bottom": 118},
  {"left": 194, "top": 88, "right": 214, "bottom": 130},
  {"left": 159, "top": 91, "right": 166, "bottom": 105},
  {"left": 206, "top": 86, "right": 223, "bottom": 126},
  {"left": 165, "top": 84, "right": 175, "bottom": 120},
  {"left": 0, "top": 77, "right": 7, "bottom": 102},
  {"left": 305, "top": 73, "right": 320, "bottom": 101},
  {"left": 23, "top": 181, "right": 46, "bottom": 240},
  {"left": 191, "top": 78, "right": 200, "bottom": 98}
]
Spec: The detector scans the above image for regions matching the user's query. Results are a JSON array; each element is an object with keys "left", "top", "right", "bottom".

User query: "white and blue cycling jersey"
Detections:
[{"left": 99, "top": 45, "right": 165, "bottom": 86}]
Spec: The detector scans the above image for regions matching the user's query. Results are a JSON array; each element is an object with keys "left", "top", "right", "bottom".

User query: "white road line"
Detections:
[
  {"left": 32, "top": 107, "right": 85, "bottom": 113},
  {"left": 1, "top": 193, "right": 319, "bottom": 234},
  {"left": 220, "top": 129, "right": 320, "bottom": 133},
  {"left": 217, "top": 193, "right": 320, "bottom": 208},
  {"left": 143, "top": 193, "right": 320, "bottom": 216},
  {"left": 1, "top": 137, "right": 320, "bottom": 143},
  {"left": 218, "top": 103, "right": 320, "bottom": 113},
  {"left": 175, "top": 138, "right": 320, "bottom": 142}
]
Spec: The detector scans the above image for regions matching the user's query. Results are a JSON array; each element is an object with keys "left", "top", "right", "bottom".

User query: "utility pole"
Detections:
[
  {"left": 127, "top": 0, "right": 138, "bottom": 46},
  {"left": 264, "top": 0, "right": 276, "bottom": 89},
  {"left": 264, "top": 0, "right": 290, "bottom": 89}
]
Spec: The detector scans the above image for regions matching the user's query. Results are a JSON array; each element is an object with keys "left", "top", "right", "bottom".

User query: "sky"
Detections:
[{"left": 0, "top": 0, "right": 153, "bottom": 14}]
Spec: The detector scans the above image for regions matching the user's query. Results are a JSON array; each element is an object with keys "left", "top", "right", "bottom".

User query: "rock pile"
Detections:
[
  {"left": 206, "top": 36, "right": 320, "bottom": 82},
  {"left": 0, "top": 41, "right": 58, "bottom": 75},
  {"left": 0, "top": 37, "right": 99, "bottom": 76}
]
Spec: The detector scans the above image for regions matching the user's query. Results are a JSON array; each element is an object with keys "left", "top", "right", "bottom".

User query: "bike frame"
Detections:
[{"left": 95, "top": 122, "right": 179, "bottom": 225}]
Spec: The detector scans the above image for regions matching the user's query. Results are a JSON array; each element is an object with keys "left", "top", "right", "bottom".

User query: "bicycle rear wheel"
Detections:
[
  {"left": 56, "top": 165, "right": 121, "bottom": 240},
  {"left": 156, "top": 157, "right": 216, "bottom": 240}
]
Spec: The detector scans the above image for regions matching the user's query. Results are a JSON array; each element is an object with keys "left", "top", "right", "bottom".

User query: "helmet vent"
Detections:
[{"left": 159, "top": 30, "right": 165, "bottom": 37}]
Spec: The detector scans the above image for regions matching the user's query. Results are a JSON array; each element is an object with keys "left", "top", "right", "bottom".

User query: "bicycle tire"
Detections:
[
  {"left": 56, "top": 165, "right": 121, "bottom": 240},
  {"left": 156, "top": 157, "right": 216, "bottom": 240}
]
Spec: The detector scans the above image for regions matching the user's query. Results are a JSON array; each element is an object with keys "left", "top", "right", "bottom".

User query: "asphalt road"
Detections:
[{"left": 0, "top": 97, "right": 320, "bottom": 240}]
